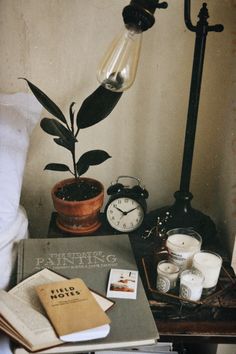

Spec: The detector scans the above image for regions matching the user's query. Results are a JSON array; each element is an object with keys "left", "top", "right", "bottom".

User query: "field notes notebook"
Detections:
[{"left": 36, "top": 278, "right": 111, "bottom": 342}]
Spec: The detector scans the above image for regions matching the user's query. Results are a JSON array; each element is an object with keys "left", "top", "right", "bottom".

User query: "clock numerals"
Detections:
[{"left": 106, "top": 197, "right": 144, "bottom": 232}]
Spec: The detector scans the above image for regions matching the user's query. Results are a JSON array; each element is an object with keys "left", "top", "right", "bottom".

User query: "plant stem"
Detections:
[
  {"left": 71, "top": 145, "right": 78, "bottom": 180},
  {"left": 75, "top": 127, "right": 80, "bottom": 138}
]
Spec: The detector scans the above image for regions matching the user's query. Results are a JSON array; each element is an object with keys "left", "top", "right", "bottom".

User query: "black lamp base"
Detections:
[{"left": 145, "top": 190, "right": 216, "bottom": 248}]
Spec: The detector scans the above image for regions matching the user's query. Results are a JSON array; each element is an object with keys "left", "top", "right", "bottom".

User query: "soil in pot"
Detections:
[{"left": 55, "top": 179, "right": 100, "bottom": 201}]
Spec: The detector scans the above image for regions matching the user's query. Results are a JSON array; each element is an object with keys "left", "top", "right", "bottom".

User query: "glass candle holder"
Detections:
[
  {"left": 156, "top": 260, "right": 180, "bottom": 293},
  {"left": 180, "top": 268, "right": 204, "bottom": 301},
  {"left": 166, "top": 228, "right": 202, "bottom": 270},
  {"left": 192, "top": 250, "right": 222, "bottom": 295}
]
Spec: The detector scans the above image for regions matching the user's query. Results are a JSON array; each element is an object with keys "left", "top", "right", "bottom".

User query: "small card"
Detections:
[{"left": 107, "top": 269, "right": 138, "bottom": 299}]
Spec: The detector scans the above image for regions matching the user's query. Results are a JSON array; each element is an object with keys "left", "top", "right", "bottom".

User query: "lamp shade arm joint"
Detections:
[
  {"left": 184, "top": 0, "right": 196, "bottom": 32},
  {"left": 208, "top": 24, "right": 224, "bottom": 33}
]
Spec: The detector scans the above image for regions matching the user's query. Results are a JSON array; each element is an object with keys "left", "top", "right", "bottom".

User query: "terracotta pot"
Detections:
[{"left": 51, "top": 177, "right": 104, "bottom": 235}]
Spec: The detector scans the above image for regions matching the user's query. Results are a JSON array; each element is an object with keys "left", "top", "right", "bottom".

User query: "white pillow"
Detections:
[
  {"left": 0, "top": 205, "right": 28, "bottom": 290},
  {"left": 0, "top": 92, "right": 42, "bottom": 354},
  {"left": 0, "top": 92, "right": 42, "bottom": 233},
  {"left": 0, "top": 334, "right": 12, "bottom": 354}
]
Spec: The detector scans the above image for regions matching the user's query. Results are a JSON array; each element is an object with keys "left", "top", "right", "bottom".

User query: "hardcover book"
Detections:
[
  {"left": 36, "top": 278, "right": 110, "bottom": 342},
  {"left": 15, "top": 234, "right": 159, "bottom": 353}
]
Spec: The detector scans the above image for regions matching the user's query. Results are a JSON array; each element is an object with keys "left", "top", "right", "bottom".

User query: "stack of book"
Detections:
[
  {"left": 0, "top": 234, "right": 159, "bottom": 353},
  {"left": 94, "top": 343, "right": 178, "bottom": 353}
]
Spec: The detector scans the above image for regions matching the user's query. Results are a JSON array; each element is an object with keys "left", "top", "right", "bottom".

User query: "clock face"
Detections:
[{"left": 106, "top": 197, "right": 144, "bottom": 232}]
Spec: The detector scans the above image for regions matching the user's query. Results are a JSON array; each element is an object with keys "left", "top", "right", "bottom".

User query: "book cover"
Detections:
[
  {"left": 16, "top": 234, "right": 159, "bottom": 352},
  {"left": 36, "top": 278, "right": 110, "bottom": 342}
]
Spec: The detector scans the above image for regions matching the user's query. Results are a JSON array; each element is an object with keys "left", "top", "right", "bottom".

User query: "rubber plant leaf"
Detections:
[
  {"left": 77, "top": 150, "right": 111, "bottom": 176},
  {"left": 76, "top": 85, "right": 122, "bottom": 129},
  {"left": 69, "top": 102, "right": 75, "bottom": 131},
  {"left": 40, "top": 118, "right": 77, "bottom": 142},
  {"left": 54, "top": 138, "right": 74, "bottom": 152},
  {"left": 20, "top": 78, "right": 67, "bottom": 124},
  {"left": 44, "top": 163, "right": 70, "bottom": 172}
]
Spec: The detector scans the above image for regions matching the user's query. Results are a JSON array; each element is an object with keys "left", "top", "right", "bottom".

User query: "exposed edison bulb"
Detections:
[{"left": 97, "top": 27, "right": 142, "bottom": 92}]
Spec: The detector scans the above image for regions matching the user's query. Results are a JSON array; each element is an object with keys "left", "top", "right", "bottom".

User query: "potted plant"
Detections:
[{"left": 22, "top": 79, "right": 122, "bottom": 235}]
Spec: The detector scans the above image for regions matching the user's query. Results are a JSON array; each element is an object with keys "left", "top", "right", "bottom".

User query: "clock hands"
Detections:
[
  {"left": 114, "top": 206, "right": 126, "bottom": 214},
  {"left": 125, "top": 206, "right": 139, "bottom": 214},
  {"left": 114, "top": 205, "right": 138, "bottom": 216}
]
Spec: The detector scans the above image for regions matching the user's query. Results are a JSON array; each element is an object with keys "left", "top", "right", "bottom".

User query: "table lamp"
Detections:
[{"left": 97, "top": 0, "right": 223, "bottom": 245}]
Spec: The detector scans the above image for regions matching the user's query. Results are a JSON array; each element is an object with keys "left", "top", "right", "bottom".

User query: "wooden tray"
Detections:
[{"left": 142, "top": 253, "right": 236, "bottom": 307}]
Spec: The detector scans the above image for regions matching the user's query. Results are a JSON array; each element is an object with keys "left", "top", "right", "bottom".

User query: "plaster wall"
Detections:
[
  {"left": 0, "top": 0, "right": 235, "bottom": 255},
  {"left": 217, "top": 344, "right": 236, "bottom": 354}
]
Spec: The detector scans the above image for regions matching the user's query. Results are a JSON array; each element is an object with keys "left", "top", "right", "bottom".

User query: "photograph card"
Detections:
[{"left": 106, "top": 269, "right": 138, "bottom": 299}]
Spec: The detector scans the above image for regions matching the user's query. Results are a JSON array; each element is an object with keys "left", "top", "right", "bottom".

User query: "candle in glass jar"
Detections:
[
  {"left": 166, "top": 228, "right": 202, "bottom": 270},
  {"left": 192, "top": 251, "right": 222, "bottom": 294},
  {"left": 180, "top": 268, "right": 204, "bottom": 301},
  {"left": 156, "top": 260, "right": 180, "bottom": 293}
]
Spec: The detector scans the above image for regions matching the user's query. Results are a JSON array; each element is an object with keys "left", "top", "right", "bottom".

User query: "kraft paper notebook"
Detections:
[
  {"left": 15, "top": 234, "right": 159, "bottom": 353},
  {"left": 36, "top": 278, "right": 110, "bottom": 342}
]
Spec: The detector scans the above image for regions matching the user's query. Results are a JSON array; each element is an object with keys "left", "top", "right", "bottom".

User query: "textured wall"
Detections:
[{"left": 0, "top": 0, "right": 235, "bottom": 255}]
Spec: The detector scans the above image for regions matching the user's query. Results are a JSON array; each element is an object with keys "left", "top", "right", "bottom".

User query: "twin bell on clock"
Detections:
[{"left": 105, "top": 176, "right": 149, "bottom": 233}]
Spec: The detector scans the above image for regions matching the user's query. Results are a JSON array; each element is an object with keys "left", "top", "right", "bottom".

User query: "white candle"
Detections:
[
  {"left": 192, "top": 251, "right": 222, "bottom": 293},
  {"left": 180, "top": 268, "right": 204, "bottom": 301},
  {"left": 156, "top": 260, "right": 179, "bottom": 293},
  {"left": 166, "top": 229, "right": 202, "bottom": 270}
]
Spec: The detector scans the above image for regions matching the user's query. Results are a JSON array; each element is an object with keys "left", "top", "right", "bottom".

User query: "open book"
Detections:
[{"left": 0, "top": 268, "right": 114, "bottom": 352}]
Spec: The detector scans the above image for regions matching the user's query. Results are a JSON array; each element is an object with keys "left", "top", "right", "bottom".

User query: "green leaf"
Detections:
[
  {"left": 77, "top": 163, "right": 89, "bottom": 177},
  {"left": 20, "top": 78, "right": 67, "bottom": 124},
  {"left": 40, "top": 118, "right": 76, "bottom": 142},
  {"left": 77, "top": 150, "right": 111, "bottom": 176},
  {"left": 76, "top": 85, "right": 122, "bottom": 129},
  {"left": 44, "top": 163, "right": 70, "bottom": 172},
  {"left": 69, "top": 102, "right": 75, "bottom": 131},
  {"left": 54, "top": 138, "right": 74, "bottom": 152}
]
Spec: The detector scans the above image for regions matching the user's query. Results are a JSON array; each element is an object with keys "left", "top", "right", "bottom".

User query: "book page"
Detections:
[
  {"left": 9, "top": 268, "right": 66, "bottom": 312},
  {"left": 0, "top": 289, "right": 62, "bottom": 351},
  {"left": 0, "top": 269, "right": 67, "bottom": 350},
  {"left": 10, "top": 268, "right": 114, "bottom": 313}
]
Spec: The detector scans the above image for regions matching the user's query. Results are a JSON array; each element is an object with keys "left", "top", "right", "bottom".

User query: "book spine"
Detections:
[{"left": 16, "top": 240, "right": 24, "bottom": 283}]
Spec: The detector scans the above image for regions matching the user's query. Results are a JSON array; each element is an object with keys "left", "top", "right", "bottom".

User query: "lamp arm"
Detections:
[
  {"left": 184, "top": 0, "right": 196, "bottom": 32},
  {"left": 184, "top": 0, "right": 224, "bottom": 33}
]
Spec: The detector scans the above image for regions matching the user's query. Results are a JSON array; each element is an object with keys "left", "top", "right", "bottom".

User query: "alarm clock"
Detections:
[{"left": 105, "top": 176, "right": 149, "bottom": 232}]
